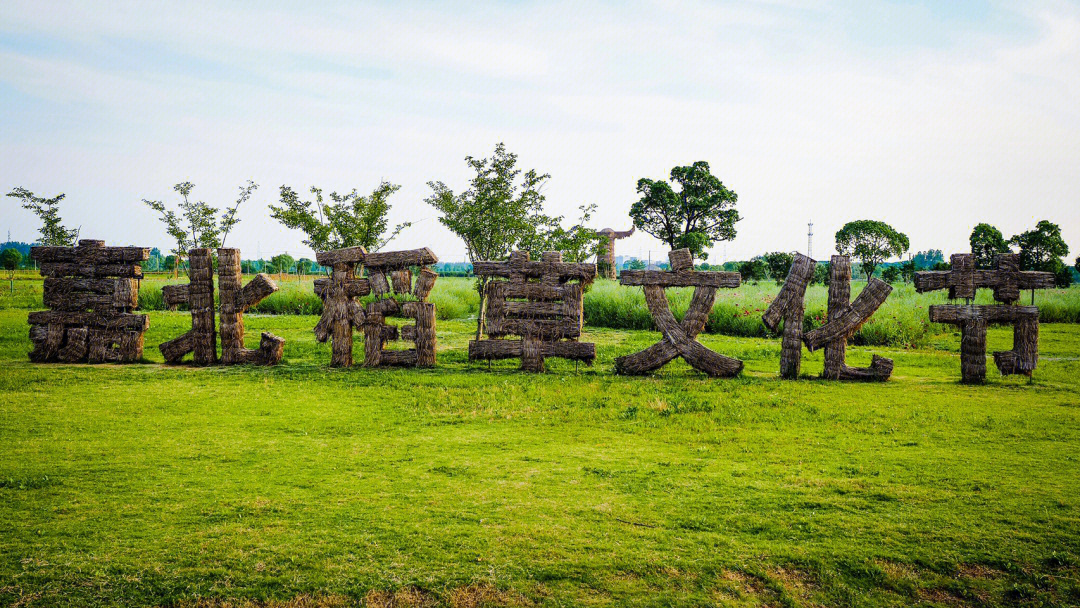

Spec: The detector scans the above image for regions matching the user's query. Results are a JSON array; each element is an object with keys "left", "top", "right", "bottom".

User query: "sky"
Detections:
[{"left": 1, "top": 0, "right": 1078, "bottom": 264}]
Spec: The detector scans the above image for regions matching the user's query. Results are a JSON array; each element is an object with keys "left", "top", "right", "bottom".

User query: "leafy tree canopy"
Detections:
[
  {"left": 835, "top": 220, "right": 910, "bottom": 279},
  {"left": 911, "top": 249, "right": 943, "bottom": 270},
  {"left": 882, "top": 266, "right": 901, "bottom": 284},
  {"left": 1010, "top": 220, "right": 1069, "bottom": 273},
  {"left": 1, "top": 248, "right": 21, "bottom": 272},
  {"left": 143, "top": 181, "right": 256, "bottom": 258},
  {"left": 738, "top": 259, "right": 767, "bottom": 282},
  {"left": 270, "top": 253, "right": 296, "bottom": 275},
  {"left": 761, "top": 251, "right": 794, "bottom": 284},
  {"left": 969, "top": 223, "right": 1011, "bottom": 268},
  {"left": 6, "top": 187, "right": 79, "bottom": 246},
  {"left": 426, "top": 143, "right": 602, "bottom": 337},
  {"left": 269, "top": 182, "right": 409, "bottom": 253},
  {"left": 629, "top": 162, "right": 739, "bottom": 260}
]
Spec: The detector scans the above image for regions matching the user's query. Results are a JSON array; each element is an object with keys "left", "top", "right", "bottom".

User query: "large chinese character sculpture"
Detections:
[
  {"left": 313, "top": 247, "right": 438, "bottom": 368},
  {"left": 615, "top": 248, "right": 742, "bottom": 377},
  {"left": 803, "top": 256, "right": 893, "bottom": 380},
  {"left": 160, "top": 248, "right": 284, "bottom": 365},
  {"left": 469, "top": 250, "right": 596, "bottom": 372},
  {"left": 762, "top": 253, "right": 816, "bottom": 378},
  {"left": 28, "top": 239, "right": 149, "bottom": 363},
  {"left": 597, "top": 226, "right": 635, "bottom": 279},
  {"left": 915, "top": 252, "right": 1053, "bottom": 383}
]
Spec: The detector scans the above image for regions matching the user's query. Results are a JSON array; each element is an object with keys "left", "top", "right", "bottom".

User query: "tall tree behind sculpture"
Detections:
[
  {"left": 426, "top": 143, "right": 602, "bottom": 338},
  {"left": 7, "top": 187, "right": 80, "bottom": 246},
  {"left": 469, "top": 250, "right": 596, "bottom": 372},
  {"left": 615, "top": 249, "right": 742, "bottom": 377},
  {"left": 629, "top": 161, "right": 739, "bottom": 261},
  {"left": 160, "top": 248, "right": 283, "bottom": 365},
  {"left": 269, "top": 183, "right": 411, "bottom": 252},
  {"left": 803, "top": 256, "right": 893, "bottom": 380},
  {"left": 835, "top": 220, "right": 909, "bottom": 279},
  {"left": 143, "top": 181, "right": 256, "bottom": 277},
  {"left": 28, "top": 240, "right": 148, "bottom": 363},
  {"left": 915, "top": 252, "right": 1054, "bottom": 383}
]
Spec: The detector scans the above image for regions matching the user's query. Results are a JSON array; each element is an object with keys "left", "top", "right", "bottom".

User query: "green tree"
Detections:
[
  {"left": 6, "top": 187, "right": 79, "bottom": 246},
  {"left": 1075, "top": 255, "right": 1080, "bottom": 274},
  {"left": 882, "top": 266, "right": 901, "bottom": 284},
  {"left": 269, "top": 182, "right": 410, "bottom": 253},
  {"left": 835, "top": 220, "right": 910, "bottom": 280},
  {"left": 969, "top": 223, "right": 1011, "bottom": 268},
  {"left": 270, "top": 254, "right": 295, "bottom": 280},
  {"left": 900, "top": 259, "right": 917, "bottom": 283},
  {"left": 426, "top": 143, "right": 599, "bottom": 338},
  {"left": 520, "top": 204, "right": 603, "bottom": 264},
  {"left": 761, "top": 252, "right": 794, "bottom": 285},
  {"left": 629, "top": 161, "right": 739, "bottom": 260},
  {"left": 738, "top": 259, "right": 767, "bottom": 283},
  {"left": 1, "top": 248, "right": 21, "bottom": 293},
  {"left": 911, "top": 249, "right": 944, "bottom": 270},
  {"left": 626, "top": 259, "right": 646, "bottom": 271},
  {"left": 143, "top": 181, "right": 256, "bottom": 277},
  {"left": 296, "top": 258, "right": 314, "bottom": 277},
  {"left": 812, "top": 262, "right": 830, "bottom": 285},
  {"left": 1010, "top": 220, "right": 1069, "bottom": 277}
]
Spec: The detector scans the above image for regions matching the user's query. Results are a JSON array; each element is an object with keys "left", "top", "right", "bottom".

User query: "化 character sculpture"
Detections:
[
  {"left": 803, "top": 256, "right": 893, "bottom": 380},
  {"left": 615, "top": 248, "right": 743, "bottom": 377},
  {"left": 469, "top": 250, "right": 596, "bottom": 372},
  {"left": 313, "top": 247, "right": 438, "bottom": 368},
  {"left": 915, "top": 252, "right": 1054, "bottom": 383},
  {"left": 160, "top": 248, "right": 284, "bottom": 365},
  {"left": 28, "top": 239, "right": 149, "bottom": 363}
]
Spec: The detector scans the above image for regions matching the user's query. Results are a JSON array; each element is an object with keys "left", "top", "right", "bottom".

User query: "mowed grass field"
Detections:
[{"left": 1, "top": 306, "right": 1079, "bottom": 607}]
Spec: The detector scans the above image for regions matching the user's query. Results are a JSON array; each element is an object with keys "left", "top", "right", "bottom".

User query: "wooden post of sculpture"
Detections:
[
  {"left": 762, "top": 253, "right": 815, "bottom": 378},
  {"left": 217, "top": 248, "right": 285, "bottom": 365},
  {"left": 615, "top": 248, "right": 743, "bottom": 377},
  {"left": 469, "top": 251, "right": 596, "bottom": 372},
  {"left": 159, "top": 249, "right": 217, "bottom": 364},
  {"left": 314, "top": 247, "right": 438, "bottom": 368},
  {"left": 915, "top": 252, "right": 1054, "bottom": 383},
  {"left": 28, "top": 239, "right": 149, "bottom": 363},
  {"left": 802, "top": 255, "right": 894, "bottom": 380},
  {"left": 597, "top": 226, "right": 635, "bottom": 279}
]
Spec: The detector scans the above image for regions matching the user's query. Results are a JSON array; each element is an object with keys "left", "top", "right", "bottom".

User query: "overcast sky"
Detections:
[{"left": 2, "top": 0, "right": 1078, "bottom": 264}]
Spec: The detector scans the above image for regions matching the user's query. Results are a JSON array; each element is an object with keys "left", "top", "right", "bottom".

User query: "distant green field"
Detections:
[
  {"left": 1, "top": 309, "right": 1078, "bottom": 607},
  {"left": 3, "top": 272, "right": 1080, "bottom": 350}
]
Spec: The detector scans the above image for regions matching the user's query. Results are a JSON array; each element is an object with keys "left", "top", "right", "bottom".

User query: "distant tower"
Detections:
[{"left": 807, "top": 221, "right": 814, "bottom": 258}]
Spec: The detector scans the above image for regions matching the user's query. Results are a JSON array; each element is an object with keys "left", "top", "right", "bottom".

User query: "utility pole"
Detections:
[{"left": 807, "top": 220, "right": 814, "bottom": 258}]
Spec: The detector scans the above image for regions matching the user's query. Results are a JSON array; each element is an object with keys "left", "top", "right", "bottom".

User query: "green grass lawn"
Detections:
[{"left": 1, "top": 310, "right": 1079, "bottom": 607}]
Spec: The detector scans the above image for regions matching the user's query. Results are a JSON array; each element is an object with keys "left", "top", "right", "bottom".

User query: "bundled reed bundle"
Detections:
[
  {"left": 28, "top": 239, "right": 149, "bottom": 363},
  {"left": 762, "top": 253, "right": 815, "bottom": 379}
]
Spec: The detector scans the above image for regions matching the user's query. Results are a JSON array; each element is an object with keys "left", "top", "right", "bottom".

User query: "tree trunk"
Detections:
[{"left": 475, "top": 277, "right": 488, "bottom": 341}]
